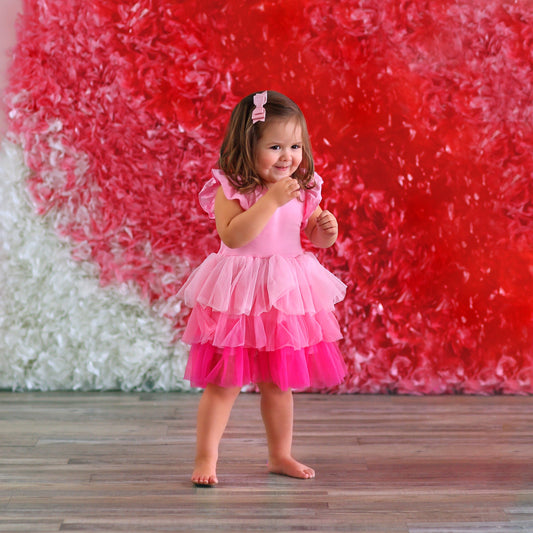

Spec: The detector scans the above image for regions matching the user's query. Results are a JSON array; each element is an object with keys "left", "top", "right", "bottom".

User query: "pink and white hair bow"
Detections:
[{"left": 251, "top": 91, "right": 268, "bottom": 124}]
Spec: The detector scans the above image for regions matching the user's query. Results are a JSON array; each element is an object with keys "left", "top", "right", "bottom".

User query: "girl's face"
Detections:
[{"left": 254, "top": 118, "right": 303, "bottom": 185}]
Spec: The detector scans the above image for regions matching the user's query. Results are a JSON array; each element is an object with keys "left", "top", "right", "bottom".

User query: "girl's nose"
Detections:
[{"left": 280, "top": 148, "right": 290, "bottom": 160}]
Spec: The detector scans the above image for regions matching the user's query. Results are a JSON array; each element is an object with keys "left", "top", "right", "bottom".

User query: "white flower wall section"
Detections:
[{"left": 0, "top": 141, "right": 190, "bottom": 391}]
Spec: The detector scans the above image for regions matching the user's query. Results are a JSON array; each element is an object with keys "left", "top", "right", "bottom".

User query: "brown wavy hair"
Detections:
[{"left": 218, "top": 91, "right": 315, "bottom": 193}]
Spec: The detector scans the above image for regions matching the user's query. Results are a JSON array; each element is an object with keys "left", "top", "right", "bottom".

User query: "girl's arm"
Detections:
[
  {"left": 304, "top": 207, "right": 339, "bottom": 248},
  {"left": 215, "top": 177, "right": 301, "bottom": 249}
]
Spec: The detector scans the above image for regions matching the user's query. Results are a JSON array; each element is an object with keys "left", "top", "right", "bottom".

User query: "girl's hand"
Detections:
[
  {"left": 316, "top": 210, "right": 338, "bottom": 237},
  {"left": 266, "top": 177, "right": 301, "bottom": 207},
  {"left": 304, "top": 207, "right": 338, "bottom": 248}
]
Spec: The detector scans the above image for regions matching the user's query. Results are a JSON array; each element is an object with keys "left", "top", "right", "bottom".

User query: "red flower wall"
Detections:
[{"left": 5, "top": 0, "right": 533, "bottom": 393}]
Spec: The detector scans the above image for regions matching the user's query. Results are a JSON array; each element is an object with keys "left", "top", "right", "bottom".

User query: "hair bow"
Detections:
[{"left": 251, "top": 91, "right": 268, "bottom": 124}]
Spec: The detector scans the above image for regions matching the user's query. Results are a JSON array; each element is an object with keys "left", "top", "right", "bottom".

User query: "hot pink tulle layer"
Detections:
[
  {"left": 184, "top": 341, "right": 347, "bottom": 390},
  {"left": 182, "top": 305, "right": 342, "bottom": 351}
]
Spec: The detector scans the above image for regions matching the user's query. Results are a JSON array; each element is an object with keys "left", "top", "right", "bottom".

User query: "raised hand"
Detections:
[
  {"left": 266, "top": 177, "right": 301, "bottom": 207},
  {"left": 315, "top": 210, "right": 338, "bottom": 237}
]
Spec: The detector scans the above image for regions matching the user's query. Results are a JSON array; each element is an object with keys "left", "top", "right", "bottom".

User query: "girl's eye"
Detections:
[{"left": 268, "top": 144, "right": 301, "bottom": 150}]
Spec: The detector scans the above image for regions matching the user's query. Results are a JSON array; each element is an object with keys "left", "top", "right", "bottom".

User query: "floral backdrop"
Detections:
[{"left": 1, "top": 0, "right": 532, "bottom": 393}]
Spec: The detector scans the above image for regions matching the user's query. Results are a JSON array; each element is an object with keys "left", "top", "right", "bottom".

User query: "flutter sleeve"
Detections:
[
  {"left": 301, "top": 172, "right": 323, "bottom": 228},
  {"left": 199, "top": 169, "right": 253, "bottom": 219}
]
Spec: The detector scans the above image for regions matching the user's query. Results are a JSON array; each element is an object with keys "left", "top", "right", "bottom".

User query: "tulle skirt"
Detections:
[{"left": 178, "top": 251, "right": 348, "bottom": 390}]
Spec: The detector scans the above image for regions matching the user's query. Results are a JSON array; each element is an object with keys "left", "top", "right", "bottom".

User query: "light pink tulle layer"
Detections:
[
  {"left": 185, "top": 341, "right": 347, "bottom": 390},
  {"left": 177, "top": 252, "right": 346, "bottom": 315}
]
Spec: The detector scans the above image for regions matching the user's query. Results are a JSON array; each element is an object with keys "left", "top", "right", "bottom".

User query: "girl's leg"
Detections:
[
  {"left": 192, "top": 383, "right": 241, "bottom": 485},
  {"left": 257, "top": 382, "right": 315, "bottom": 479}
]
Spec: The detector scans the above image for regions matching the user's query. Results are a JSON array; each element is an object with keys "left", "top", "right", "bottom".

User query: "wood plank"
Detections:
[{"left": 0, "top": 392, "right": 532, "bottom": 532}]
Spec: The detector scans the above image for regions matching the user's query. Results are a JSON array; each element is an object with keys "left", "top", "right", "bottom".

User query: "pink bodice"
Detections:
[{"left": 219, "top": 198, "right": 304, "bottom": 258}]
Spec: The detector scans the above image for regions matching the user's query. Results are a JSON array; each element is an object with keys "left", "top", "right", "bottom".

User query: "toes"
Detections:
[
  {"left": 193, "top": 479, "right": 215, "bottom": 487},
  {"left": 192, "top": 473, "right": 218, "bottom": 487}
]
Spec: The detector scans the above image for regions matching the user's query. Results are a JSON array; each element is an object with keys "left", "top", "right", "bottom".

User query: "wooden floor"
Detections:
[{"left": 1, "top": 393, "right": 533, "bottom": 533}]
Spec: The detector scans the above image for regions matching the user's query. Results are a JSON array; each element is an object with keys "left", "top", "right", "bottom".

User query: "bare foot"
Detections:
[
  {"left": 191, "top": 457, "right": 218, "bottom": 487},
  {"left": 268, "top": 456, "right": 315, "bottom": 479}
]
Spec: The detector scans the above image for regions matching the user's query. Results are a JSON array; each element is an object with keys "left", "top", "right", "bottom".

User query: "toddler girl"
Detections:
[{"left": 178, "top": 90, "right": 347, "bottom": 486}]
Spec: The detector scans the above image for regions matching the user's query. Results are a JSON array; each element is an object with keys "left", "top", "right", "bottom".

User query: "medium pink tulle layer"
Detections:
[
  {"left": 177, "top": 252, "right": 346, "bottom": 315},
  {"left": 182, "top": 305, "right": 342, "bottom": 351},
  {"left": 184, "top": 341, "right": 347, "bottom": 390}
]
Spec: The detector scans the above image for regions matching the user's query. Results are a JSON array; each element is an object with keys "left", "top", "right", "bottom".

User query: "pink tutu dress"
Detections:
[{"left": 178, "top": 169, "right": 347, "bottom": 390}]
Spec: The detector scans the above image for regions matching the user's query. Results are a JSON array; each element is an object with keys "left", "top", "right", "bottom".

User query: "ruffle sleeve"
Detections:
[
  {"left": 301, "top": 173, "right": 323, "bottom": 228},
  {"left": 199, "top": 169, "right": 256, "bottom": 219}
]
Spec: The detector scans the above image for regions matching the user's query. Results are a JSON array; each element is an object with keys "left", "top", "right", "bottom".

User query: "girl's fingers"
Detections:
[
  {"left": 317, "top": 210, "right": 337, "bottom": 234},
  {"left": 317, "top": 211, "right": 335, "bottom": 226},
  {"left": 268, "top": 177, "right": 300, "bottom": 206}
]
